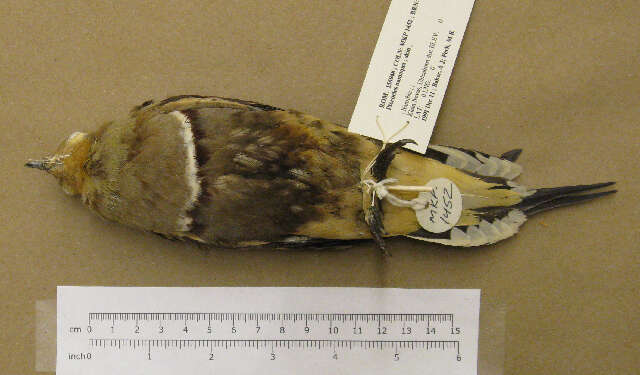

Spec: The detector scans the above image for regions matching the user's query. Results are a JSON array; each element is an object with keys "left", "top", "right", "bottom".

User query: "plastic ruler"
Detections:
[{"left": 57, "top": 287, "right": 480, "bottom": 375}]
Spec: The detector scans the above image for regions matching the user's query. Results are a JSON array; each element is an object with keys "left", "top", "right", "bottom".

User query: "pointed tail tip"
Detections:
[
  {"left": 524, "top": 188, "right": 617, "bottom": 217},
  {"left": 592, "top": 181, "right": 616, "bottom": 189},
  {"left": 533, "top": 181, "right": 617, "bottom": 199},
  {"left": 577, "top": 181, "right": 616, "bottom": 188},
  {"left": 592, "top": 189, "right": 617, "bottom": 197}
]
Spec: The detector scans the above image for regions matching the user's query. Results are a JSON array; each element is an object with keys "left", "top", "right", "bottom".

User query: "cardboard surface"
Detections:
[{"left": 1, "top": 1, "right": 638, "bottom": 373}]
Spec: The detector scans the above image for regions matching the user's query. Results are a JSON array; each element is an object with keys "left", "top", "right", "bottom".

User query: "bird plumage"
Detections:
[{"left": 26, "top": 95, "right": 616, "bottom": 248}]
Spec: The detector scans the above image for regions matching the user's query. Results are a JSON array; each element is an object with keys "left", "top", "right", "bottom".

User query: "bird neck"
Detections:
[{"left": 56, "top": 135, "right": 92, "bottom": 196}]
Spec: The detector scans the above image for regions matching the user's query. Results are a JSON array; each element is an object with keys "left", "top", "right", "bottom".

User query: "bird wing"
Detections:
[{"left": 128, "top": 96, "right": 366, "bottom": 246}]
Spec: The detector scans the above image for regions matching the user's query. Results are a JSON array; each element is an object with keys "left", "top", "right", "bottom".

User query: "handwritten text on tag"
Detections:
[{"left": 416, "top": 178, "right": 462, "bottom": 233}]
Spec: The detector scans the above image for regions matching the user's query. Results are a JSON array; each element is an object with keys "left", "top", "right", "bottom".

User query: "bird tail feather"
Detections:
[
  {"left": 404, "top": 181, "right": 616, "bottom": 247},
  {"left": 516, "top": 182, "right": 616, "bottom": 216}
]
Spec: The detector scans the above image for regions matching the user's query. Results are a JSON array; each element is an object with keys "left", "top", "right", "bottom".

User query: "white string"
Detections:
[
  {"left": 360, "top": 116, "right": 432, "bottom": 210},
  {"left": 361, "top": 178, "right": 429, "bottom": 210}
]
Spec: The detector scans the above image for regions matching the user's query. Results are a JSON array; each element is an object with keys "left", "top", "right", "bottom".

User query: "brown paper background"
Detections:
[{"left": 1, "top": 1, "right": 638, "bottom": 373}]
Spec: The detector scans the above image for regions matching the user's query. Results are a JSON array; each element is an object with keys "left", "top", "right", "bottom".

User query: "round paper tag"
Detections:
[{"left": 415, "top": 178, "right": 463, "bottom": 233}]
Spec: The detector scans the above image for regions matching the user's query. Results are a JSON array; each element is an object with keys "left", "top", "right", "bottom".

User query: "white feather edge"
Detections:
[
  {"left": 429, "top": 145, "right": 523, "bottom": 180},
  {"left": 405, "top": 209, "right": 527, "bottom": 247},
  {"left": 170, "top": 111, "right": 201, "bottom": 231}
]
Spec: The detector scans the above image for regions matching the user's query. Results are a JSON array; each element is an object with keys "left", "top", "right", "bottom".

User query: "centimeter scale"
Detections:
[{"left": 58, "top": 287, "right": 480, "bottom": 375}]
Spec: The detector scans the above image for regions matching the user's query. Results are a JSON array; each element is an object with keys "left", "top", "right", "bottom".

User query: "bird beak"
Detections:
[{"left": 25, "top": 159, "right": 51, "bottom": 171}]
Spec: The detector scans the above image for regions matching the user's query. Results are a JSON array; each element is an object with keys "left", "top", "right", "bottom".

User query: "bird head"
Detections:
[{"left": 26, "top": 131, "right": 91, "bottom": 196}]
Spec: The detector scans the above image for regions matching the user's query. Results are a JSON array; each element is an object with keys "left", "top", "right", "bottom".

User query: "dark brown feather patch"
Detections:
[{"left": 175, "top": 108, "right": 361, "bottom": 246}]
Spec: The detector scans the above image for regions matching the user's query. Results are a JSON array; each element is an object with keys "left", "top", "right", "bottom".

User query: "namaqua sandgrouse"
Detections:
[{"left": 26, "top": 95, "right": 616, "bottom": 249}]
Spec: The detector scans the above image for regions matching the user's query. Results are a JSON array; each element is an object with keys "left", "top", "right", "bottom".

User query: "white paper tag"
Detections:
[
  {"left": 57, "top": 287, "right": 480, "bottom": 375},
  {"left": 416, "top": 178, "right": 463, "bottom": 233},
  {"left": 349, "top": 0, "right": 475, "bottom": 153}
]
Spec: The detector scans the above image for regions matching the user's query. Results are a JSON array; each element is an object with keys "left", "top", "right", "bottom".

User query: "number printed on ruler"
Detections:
[{"left": 58, "top": 287, "right": 480, "bottom": 375}]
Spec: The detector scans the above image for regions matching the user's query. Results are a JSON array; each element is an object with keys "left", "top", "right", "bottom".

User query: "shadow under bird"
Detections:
[{"left": 26, "top": 95, "right": 616, "bottom": 249}]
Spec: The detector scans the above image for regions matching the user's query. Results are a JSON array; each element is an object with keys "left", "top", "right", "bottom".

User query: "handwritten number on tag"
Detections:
[
  {"left": 439, "top": 183, "right": 454, "bottom": 224},
  {"left": 424, "top": 182, "right": 459, "bottom": 226}
]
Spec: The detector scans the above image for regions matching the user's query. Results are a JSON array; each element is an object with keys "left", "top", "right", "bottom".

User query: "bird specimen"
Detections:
[{"left": 26, "top": 95, "right": 616, "bottom": 250}]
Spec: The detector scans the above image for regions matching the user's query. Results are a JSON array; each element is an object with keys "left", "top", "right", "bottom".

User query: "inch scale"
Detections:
[
  {"left": 58, "top": 287, "right": 480, "bottom": 375},
  {"left": 85, "top": 312, "right": 462, "bottom": 361}
]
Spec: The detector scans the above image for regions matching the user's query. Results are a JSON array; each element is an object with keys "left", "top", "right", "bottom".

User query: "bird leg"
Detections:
[
  {"left": 371, "top": 139, "right": 417, "bottom": 180},
  {"left": 366, "top": 203, "right": 388, "bottom": 255}
]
